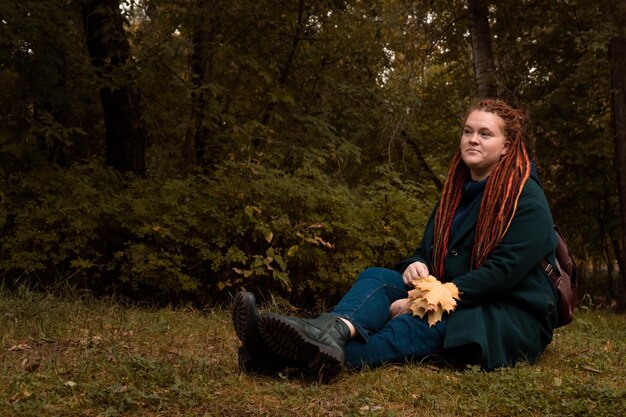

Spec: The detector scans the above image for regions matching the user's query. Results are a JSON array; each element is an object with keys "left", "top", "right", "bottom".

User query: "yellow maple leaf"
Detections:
[
  {"left": 408, "top": 297, "right": 430, "bottom": 317},
  {"left": 412, "top": 275, "right": 439, "bottom": 290},
  {"left": 407, "top": 275, "right": 461, "bottom": 326},
  {"left": 427, "top": 307, "right": 444, "bottom": 326},
  {"left": 441, "top": 282, "right": 461, "bottom": 310},
  {"left": 407, "top": 287, "right": 424, "bottom": 300}
]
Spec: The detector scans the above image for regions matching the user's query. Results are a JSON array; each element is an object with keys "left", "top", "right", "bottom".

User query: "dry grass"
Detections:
[{"left": 1, "top": 286, "right": 625, "bottom": 416}]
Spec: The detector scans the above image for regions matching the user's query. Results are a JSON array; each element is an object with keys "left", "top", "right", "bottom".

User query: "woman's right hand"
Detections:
[
  {"left": 389, "top": 298, "right": 412, "bottom": 318},
  {"left": 402, "top": 261, "right": 430, "bottom": 287}
]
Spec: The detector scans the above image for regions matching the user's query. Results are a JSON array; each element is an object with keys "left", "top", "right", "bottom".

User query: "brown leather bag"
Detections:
[{"left": 540, "top": 226, "right": 581, "bottom": 328}]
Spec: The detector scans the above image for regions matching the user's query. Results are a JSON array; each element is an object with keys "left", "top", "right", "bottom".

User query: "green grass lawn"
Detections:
[{"left": 1, "top": 287, "right": 625, "bottom": 416}]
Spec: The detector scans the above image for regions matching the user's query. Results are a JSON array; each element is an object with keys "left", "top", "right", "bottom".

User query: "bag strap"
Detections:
[
  {"left": 541, "top": 224, "right": 562, "bottom": 280},
  {"left": 540, "top": 259, "right": 559, "bottom": 280}
]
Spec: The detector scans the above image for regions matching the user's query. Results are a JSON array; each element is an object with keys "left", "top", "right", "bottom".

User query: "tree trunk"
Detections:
[
  {"left": 467, "top": 0, "right": 497, "bottom": 99},
  {"left": 402, "top": 130, "right": 444, "bottom": 190},
  {"left": 183, "top": 0, "right": 220, "bottom": 168},
  {"left": 609, "top": 1, "right": 626, "bottom": 309},
  {"left": 82, "top": 0, "right": 146, "bottom": 176},
  {"left": 602, "top": 183, "right": 616, "bottom": 299},
  {"left": 259, "top": 0, "right": 306, "bottom": 127}
]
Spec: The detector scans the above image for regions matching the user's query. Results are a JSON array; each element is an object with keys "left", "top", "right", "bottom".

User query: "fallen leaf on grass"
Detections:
[
  {"left": 10, "top": 390, "right": 32, "bottom": 402},
  {"left": 111, "top": 384, "right": 128, "bottom": 394},
  {"left": 8, "top": 343, "right": 31, "bottom": 351},
  {"left": 581, "top": 365, "right": 602, "bottom": 374},
  {"left": 359, "top": 405, "right": 383, "bottom": 412},
  {"left": 22, "top": 358, "right": 40, "bottom": 373}
]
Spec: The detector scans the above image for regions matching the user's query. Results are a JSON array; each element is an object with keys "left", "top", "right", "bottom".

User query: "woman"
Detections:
[{"left": 232, "top": 99, "right": 558, "bottom": 380}]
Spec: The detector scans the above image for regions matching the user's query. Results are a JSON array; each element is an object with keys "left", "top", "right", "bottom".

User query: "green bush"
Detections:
[{"left": 0, "top": 160, "right": 434, "bottom": 307}]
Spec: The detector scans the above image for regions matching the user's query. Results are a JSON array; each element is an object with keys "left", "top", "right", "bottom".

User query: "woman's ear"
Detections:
[{"left": 501, "top": 141, "right": 511, "bottom": 156}]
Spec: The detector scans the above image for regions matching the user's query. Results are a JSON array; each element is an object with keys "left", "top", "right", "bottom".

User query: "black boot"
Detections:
[
  {"left": 258, "top": 312, "right": 351, "bottom": 381},
  {"left": 232, "top": 290, "right": 297, "bottom": 374}
]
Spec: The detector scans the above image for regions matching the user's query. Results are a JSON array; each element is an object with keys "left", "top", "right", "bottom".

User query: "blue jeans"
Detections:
[{"left": 331, "top": 267, "right": 446, "bottom": 368}]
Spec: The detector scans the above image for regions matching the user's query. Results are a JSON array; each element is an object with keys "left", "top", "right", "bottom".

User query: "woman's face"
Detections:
[{"left": 460, "top": 110, "right": 510, "bottom": 181}]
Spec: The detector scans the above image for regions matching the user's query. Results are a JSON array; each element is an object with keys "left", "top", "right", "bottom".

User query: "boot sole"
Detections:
[
  {"left": 232, "top": 291, "right": 257, "bottom": 345},
  {"left": 232, "top": 292, "right": 303, "bottom": 374},
  {"left": 258, "top": 313, "right": 343, "bottom": 380}
]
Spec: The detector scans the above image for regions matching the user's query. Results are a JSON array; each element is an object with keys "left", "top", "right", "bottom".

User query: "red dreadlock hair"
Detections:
[{"left": 432, "top": 99, "right": 531, "bottom": 279}]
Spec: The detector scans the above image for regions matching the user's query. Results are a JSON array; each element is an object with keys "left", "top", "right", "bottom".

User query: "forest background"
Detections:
[{"left": 1, "top": 0, "right": 625, "bottom": 310}]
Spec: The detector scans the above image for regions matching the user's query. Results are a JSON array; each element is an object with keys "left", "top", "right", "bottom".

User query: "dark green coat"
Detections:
[{"left": 396, "top": 179, "right": 558, "bottom": 370}]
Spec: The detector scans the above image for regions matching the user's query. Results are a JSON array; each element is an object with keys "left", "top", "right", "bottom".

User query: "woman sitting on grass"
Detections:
[{"left": 232, "top": 98, "right": 559, "bottom": 380}]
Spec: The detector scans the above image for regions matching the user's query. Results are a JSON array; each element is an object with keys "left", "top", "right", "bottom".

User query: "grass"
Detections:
[{"left": 1, "top": 286, "right": 625, "bottom": 417}]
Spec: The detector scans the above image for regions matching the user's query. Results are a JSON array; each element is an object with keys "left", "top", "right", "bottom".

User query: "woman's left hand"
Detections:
[{"left": 389, "top": 298, "right": 412, "bottom": 318}]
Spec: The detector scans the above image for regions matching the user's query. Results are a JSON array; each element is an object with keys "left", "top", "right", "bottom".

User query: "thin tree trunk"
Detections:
[
  {"left": 402, "top": 130, "right": 443, "bottom": 190},
  {"left": 609, "top": 0, "right": 626, "bottom": 309},
  {"left": 260, "top": 0, "right": 305, "bottom": 127},
  {"left": 467, "top": 0, "right": 497, "bottom": 99},
  {"left": 82, "top": 0, "right": 146, "bottom": 176},
  {"left": 602, "top": 183, "right": 616, "bottom": 299},
  {"left": 612, "top": 238, "right": 624, "bottom": 297},
  {"left": 183, "top": 0, "right": 220, "bottom": 167}
]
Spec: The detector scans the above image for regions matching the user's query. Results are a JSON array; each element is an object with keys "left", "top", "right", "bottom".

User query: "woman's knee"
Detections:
[{"left": 355, "top": 267, "right": 403, "bottom": 285}]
